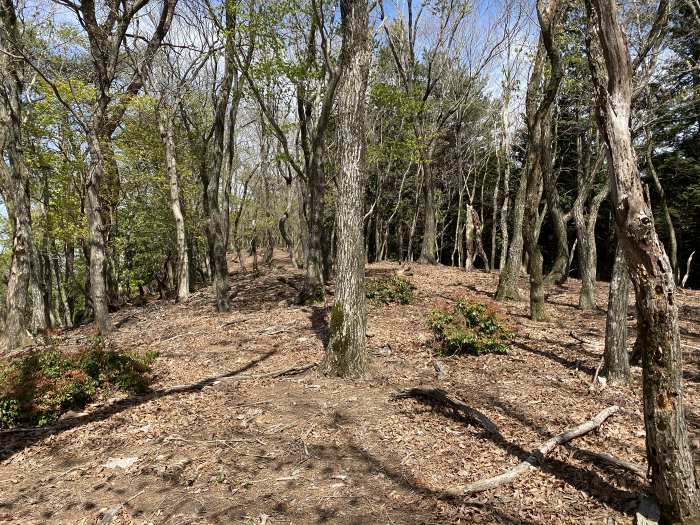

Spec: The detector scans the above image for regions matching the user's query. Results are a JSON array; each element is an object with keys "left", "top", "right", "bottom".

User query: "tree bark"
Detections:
[
  {"left": 495, "top": 166, "right": 526, "bottom": 300},
  {"left": 158, "top": 110, "right": 189, "bottom": 302},
  {"left": 322, "top": 0, "right": 369, "bottom": 377},
  {"left": 85, "top": 129, "right": 111, "bottom": 333},
  {"left": 585, "top": 0, "right": 700, "bottom": 520},
  {"left": 604, "top": 241, "right": 631, "bottom": 384},
  {"left": 0, "top": 0, "right": 43, "bottom": 350},
  {"left": 419, "top": 160, "right": 437, "bottom": 264}
]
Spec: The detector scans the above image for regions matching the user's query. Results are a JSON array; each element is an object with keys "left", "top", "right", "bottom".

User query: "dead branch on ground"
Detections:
[{"left": 448, "top": 405, "right": 620, "bottom": 495}]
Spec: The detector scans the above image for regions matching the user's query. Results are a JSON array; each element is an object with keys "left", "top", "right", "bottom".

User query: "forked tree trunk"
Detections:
[
  {"left": 576, "top": 182, "right": 609, "bottom": 309},
  {"left": 585, "top": 0, "right": 700, "bottom": 520},
  {"left": 158, "top": 110, "right": 189, "bottom": 302},
  {"left": 521, "top": 2, "right": 562, "bottom": 320},
  {"left": 322, "top": 0, "right": 369, "bottom": 377},
  {"left": 603, "top": 242, "right": 631, "bottom": 384}
]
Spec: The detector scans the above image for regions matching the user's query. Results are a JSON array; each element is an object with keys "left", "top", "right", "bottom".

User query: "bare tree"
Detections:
[{"left": 585, "top": 0, "right": 700, "bottom": 520}]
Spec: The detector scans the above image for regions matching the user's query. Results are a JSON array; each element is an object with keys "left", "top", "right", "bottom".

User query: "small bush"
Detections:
[
  {"left": 428, "top": 300, "right": 512, "bottom": 356},
  {"left": 366, "top": 276, "right": 415, "bottom": 304},
  {"left": 0, "top": 347, "right": 157, "bottom": 429}
]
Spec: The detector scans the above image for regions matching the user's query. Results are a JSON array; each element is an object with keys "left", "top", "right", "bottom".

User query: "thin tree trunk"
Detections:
[
  {"left": 323, "top": 0, "right": 369, "bottom": 377},
  {"left": 419, "top": 159, "right": 437, "bottom": 264},
  {"left": 495, "top": 166, "right": 526, "bottom": 300},
  {"left": 645, "top": 136, "right": 678, "bottom": 280},
  {"left": 491, "top": 144, "right": 501, "bottom": 270},
  {"left": 158, "top": 111, "right": 189, "bottom": 302},
  {"left": 603, "top": 241, "right": 631, "bottom": 384}
]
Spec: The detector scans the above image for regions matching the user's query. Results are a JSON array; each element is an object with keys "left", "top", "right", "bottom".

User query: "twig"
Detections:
[
  {"left": 448, "top": 405, "right": 620, "bottom": 495},
  {"left": 569, "top": 331, "right": 601, "bottom": 347},
  {"left": 590, "top": 355, "right": 605, "bottom": 388}
]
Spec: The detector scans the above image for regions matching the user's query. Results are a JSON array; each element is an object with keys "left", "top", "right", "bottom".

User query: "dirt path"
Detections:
[{"left": 1, "top": 254, "right": 698, "bottom": 524}]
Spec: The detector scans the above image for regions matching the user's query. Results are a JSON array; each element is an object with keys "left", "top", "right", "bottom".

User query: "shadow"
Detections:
[
  {"left": 309, "top": 306, "right": 329, "bottom": 346},
  {"left": 393, "top": 390, "right": 639, "bottom": 515},
  {"left": 0, "top": 351, "right": 276, "bottom": 463},
  {"left": 227, "top": 270, "right": 301, "bottom": 314},
  {"left": 512, "top": 340, "right": 596, "bottom": 375},
  {"left": 347, "top": 443, "right": 543, "bottom": 524},
  {"left": 364, "top": 268, "right": 400, "bottom": 279}
]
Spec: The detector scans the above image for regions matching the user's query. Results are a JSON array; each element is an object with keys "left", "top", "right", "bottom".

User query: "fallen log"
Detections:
[{"left": 450, "top": 405, "right": 620, "bottom": 495}]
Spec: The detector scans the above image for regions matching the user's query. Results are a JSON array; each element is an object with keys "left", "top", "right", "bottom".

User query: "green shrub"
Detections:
[
  {"left": 0, "top": 347, "right": 157, "bottom": 429},
  {"left": 366, "top": 276, "right": 415, "bottom": 304},
  {"left": 428, "top": 299, "right": 512, "bottom": 356}
]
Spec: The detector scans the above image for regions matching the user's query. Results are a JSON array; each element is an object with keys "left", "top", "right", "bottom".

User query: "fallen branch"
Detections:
[
  {"left": 392, "top": 387, "right": 501, "bottom": 436},
  {"left": 450, "top": 405, "right": 620, "bottom": 495},
  {"left": 573, "top": 447, "right": 646, "bottom": 478},
  {"left": 569, "top": 331, "right": 601, "bottom": 347}
]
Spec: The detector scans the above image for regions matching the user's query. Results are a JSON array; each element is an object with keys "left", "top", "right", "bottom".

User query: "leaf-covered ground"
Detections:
[{"left": 1, "top": 253, "right": 698, "bottom": 524}]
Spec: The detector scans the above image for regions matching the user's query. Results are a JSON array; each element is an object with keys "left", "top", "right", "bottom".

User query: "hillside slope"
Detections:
[{"left": 1, "top": 253, "right": 698, "bottom": 524}]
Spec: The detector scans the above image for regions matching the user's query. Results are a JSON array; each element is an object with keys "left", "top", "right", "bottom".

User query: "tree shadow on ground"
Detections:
[
  {"left": 512, "top": 340, "right": 596, "bottom": 376},
  {"left": 393, "top": 389, "right": 639, "bottom": 515},
  {"left": 309, "top": 306, "right": 330, "bottom": 346},
  {"left": 0, "top": 351, "right": 277, "bottom": 463}
]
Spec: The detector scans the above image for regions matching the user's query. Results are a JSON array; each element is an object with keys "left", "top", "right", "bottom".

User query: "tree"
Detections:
[
  {"left": 39, "top": 0, "right": 178, "bottom": 333},
  {"left": 585, "top": 0, "right": 700, "bottom": 520},
  {"left": 322, "top": 0, "right": 370, "bottom": 377},
  {"left": 0, "top": 0, "right": 44, "bottom": 350}
]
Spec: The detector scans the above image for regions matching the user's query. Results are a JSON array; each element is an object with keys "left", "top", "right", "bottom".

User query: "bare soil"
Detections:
[{"left": 1, "top": 252, "right": 698, "bottom": 524}]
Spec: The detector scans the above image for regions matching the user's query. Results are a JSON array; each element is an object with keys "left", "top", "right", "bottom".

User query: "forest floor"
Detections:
[{"left": 1, "top": 251, "right": 699, "bottom": 525}]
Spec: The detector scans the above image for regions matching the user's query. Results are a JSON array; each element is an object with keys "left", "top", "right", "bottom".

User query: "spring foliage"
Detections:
[
  {"left": 428, "top": 300, "right": 512, "bottom": 356},
  {"left": 0, "top": 341, "right": 157, "bottom": 428},
  {"left": 365, "top": 276, "right": 415, "bottom": 304}
]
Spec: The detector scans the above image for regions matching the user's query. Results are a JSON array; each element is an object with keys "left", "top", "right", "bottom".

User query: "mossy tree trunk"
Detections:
[{"left": 322, "top": 0, "right": 370, "bottom": 378}]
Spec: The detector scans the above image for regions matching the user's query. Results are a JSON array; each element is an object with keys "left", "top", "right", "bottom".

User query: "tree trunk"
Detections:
[
  {"left": 646, "top": 137, "right": 678, "bottom": 281},
  {"left": 603, "top": 242, "right": 631, "bottom": 384},
  {"left": 300, "top": 159, "right": 326, "bottom": 302},
  {"left": 158, "top": 111, "right": 189, "bottom": 302},
  {"left": 495, "top": 167, "right": 526, "bottom": 300},
  {"left": 322, "top": 0, "right": 369, "bottom": 377},
  {"left": 585, "top": 0, "right": 700, "bottom": 520},
  {"left": 543, "top": 186, "right": 569, "bottom": 285},
  {"left": 86, "top": 129, "right": 111, "bottom": 334},
  {"left": 491, "top": 150, "right": 501, "bottom": 270},
  {"left": 419, "top": 161, "right": 437, "bottom": 264}
]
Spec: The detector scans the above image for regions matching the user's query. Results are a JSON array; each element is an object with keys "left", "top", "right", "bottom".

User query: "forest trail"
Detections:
[{"left": 1, "top": 252, "right": 698, "bottom": 525}]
